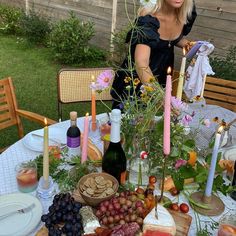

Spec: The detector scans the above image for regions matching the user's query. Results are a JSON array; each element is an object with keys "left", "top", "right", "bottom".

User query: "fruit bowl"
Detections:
[{"left": 78, "top": 172, "right": 119, "bottom": 207}]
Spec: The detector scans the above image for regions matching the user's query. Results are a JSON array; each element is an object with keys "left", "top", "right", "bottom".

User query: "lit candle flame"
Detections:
[
  {"left": 44, "top": 118, "right": 48, "bottom": 126},
  {"left": 167, "top": 67, "right": 172, "bottom": 74},
  {"left": 86, "top": 112, "right": 89, "bottom": 116},
  {"left": 183, "top": 47, "right": 186, "bottom": 56},
  {"left": 91, "top": 75, "right": 95, "bottom": 82}
]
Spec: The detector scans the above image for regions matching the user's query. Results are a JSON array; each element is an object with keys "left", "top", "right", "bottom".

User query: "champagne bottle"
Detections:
[
  {"left": 67, "top": 111, "right": 81, "bottom": 157},
  {"left": 102, "top": 109, "right": 126, "bottom": 184},
  {"left": 230, "top": 161, "right": 236, "bottom": 201}
]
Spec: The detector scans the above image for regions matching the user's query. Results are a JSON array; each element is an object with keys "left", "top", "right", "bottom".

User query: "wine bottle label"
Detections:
[
  {"left": 67, "top": 137, "right": 80, "bottom": 148},
  {"left": 120, "top": 171, "right": 127, "bottom": 185}
]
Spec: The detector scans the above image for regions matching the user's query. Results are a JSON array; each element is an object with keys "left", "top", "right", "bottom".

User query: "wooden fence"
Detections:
[{"left": 0, "top": 0, "right": 236, "bottom": 67}]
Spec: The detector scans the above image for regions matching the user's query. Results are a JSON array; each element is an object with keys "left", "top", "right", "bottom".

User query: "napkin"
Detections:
[
  {"left": 22, "top": 127, "right": 66, "bottom": 152},
  {"left": 184, "top": 41, "right": 215, "bottom": 99}
]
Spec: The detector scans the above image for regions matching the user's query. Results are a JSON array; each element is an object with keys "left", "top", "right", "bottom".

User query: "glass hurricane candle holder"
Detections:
[{"left": 218, "top": 210, "right": 236, "bottom": 236}]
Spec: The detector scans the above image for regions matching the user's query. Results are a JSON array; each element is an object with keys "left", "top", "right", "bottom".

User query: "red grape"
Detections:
[
  {"left": 110, "top": 210, "right": 116, "bottom": 216},
  {"left": 119, "top": 219, "right": 126, "bottom": 225},
  {"left": 103, "top": 200, "right": 109, "bottom": 207},
  {"left": 108, "top": 216, "right": 114, "bottom": 224},
  {"left": 136, "top": 206, "right": 144, "bottom": 215},
  {"left": 114, "top": 215, "right": 120, "bottom": 223},
  {"left": 136, "top": 217, "right": 143, "bottom": 225},
  {"left": 108, "top": 204, "right": 114, "bottom": 211},
  {"left": 100, "top": 206, "right": 107, "bottom": 213},
  {"left": 124, "top": 215, "right": 130, "bottom": 223},
  {"left": 130, "top": 214, "right": 137, "bottom": 222},
  {"left": 135, "top": 200, "right": 143, "bottom": 208},
  {"left": 95, "top": 210, "right": 102, "bottom": 218},
  {"left": 114, "top": 203, "right": 121, "bottom": 210},
  {"left": 119, "top": 197, "right": 126, "bottom": 205},
  {"left": 102, "top": 216, "right": 108, "bottom": 225},
  {"left": 126, "top": 200, "right": 132, "bottom": 208}
]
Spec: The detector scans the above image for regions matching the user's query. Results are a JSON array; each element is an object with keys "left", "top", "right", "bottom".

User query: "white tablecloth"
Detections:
[{"left": 0, "top": 111, "right": 236, "bottom": 236}]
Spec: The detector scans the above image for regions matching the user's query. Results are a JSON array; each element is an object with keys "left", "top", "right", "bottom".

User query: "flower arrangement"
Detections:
[{"left": 93, "top": 70, "right": 235, "bottom": 201}]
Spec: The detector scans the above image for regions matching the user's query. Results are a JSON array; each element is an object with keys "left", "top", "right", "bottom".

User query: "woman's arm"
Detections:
[
  {"left": 134, "top": 44, "right": 154, "bottom": 84},
  {"left": 176, "top": 38, "right": 189, "bottom": 48}
]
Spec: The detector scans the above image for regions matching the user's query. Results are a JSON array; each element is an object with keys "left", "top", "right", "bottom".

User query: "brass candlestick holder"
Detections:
[{"left": 190, "top": 191, "right": 225, "bottom": 216}]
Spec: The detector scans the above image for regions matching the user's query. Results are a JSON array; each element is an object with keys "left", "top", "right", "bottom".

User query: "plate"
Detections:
[
  {"left": 186, "top": 41, "right": 204, "bottom": 60},
  {"left": 22, "top": 127, "right": 66, "bottom": 152},
  {"left": 0, "top": 193, "right": 43, "bottom": 236},
  {"left": 224, "top": 147, "right": 236, "bottom": 161}
]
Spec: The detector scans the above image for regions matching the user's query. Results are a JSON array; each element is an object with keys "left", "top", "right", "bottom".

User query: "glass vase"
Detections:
[{"left": 128, "top": 136, "right": 150, "bottom": 188}]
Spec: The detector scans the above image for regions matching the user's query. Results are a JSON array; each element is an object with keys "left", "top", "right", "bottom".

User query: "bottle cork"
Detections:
[{"left": 70, "top": 111, "right": 77, "bottom": 121}]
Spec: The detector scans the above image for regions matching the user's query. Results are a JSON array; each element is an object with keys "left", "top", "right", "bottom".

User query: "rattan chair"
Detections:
[
  {"left": 0, "top": 77, "right": 57, "bottom": 153},
  {"left": 57, "top": 68, "right": 114, "bottom": 121}
]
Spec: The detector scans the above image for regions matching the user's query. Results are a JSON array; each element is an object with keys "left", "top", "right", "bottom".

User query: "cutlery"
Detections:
[
  {"left": 0, "top": 203, "right": 35, "bottom": 220},
  {"left": 32, "top": 133, "right": 66, "bottom": 146}
]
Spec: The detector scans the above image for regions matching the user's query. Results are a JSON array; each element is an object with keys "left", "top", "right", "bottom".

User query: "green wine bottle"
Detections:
[{"left": 102, "top": 109, "right": 126, "bottom": 184}]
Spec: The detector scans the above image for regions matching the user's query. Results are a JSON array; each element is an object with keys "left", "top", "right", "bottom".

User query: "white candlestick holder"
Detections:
[{"left": 37, "top": 176, "right": 56, "bottom": 199}]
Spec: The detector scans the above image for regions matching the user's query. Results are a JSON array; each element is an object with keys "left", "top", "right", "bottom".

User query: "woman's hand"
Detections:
[{"left": 184, "top": 41, "right": 196, "bottom": 53}]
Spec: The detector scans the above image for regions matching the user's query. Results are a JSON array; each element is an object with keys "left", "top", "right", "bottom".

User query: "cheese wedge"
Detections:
[{"left": 143, "top": 205, "right": 176, "bottom": 236}]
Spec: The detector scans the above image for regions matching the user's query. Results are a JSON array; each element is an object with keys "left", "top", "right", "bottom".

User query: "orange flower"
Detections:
[{"left": 188, "top": 151, "right": 197, "bottom": 166}]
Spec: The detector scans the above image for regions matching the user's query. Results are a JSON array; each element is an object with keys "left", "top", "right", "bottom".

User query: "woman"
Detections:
[{"left": 111, "top": 0, "right": 197, "bottom": 108}]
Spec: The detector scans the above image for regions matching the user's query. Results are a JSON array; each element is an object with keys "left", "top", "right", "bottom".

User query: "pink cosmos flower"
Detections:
[
  {"left": 96, "top": 70, "right": 113, "bottom": 90},
  {"left": 175, "top": 159, "right": 187, "bottom": 169},
  {"left": 203, "top": 119, "right": 211, "bottom": 127},
  {"left": 171, "top": 96, "right": 188, "bottom": 112},
  {"left": 181, "top": 114, "right": 193, "bottom": 126}
]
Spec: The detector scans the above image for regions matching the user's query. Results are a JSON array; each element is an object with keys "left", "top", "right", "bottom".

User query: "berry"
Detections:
[{"left": 180, "top": 203, "right": 189, "bottom": 213}]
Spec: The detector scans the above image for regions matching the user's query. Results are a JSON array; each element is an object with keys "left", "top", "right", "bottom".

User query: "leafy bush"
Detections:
[
  {"left": 0, "top": 4, "right": 23, "bottom": 35},
  {"left": 48, "top": 12, "right": 105, "bottom": 64},
  {"left": 210, "top": 46, "right": 236, "bottom": 81},
  {"left": 112, "top": 26, "right": 130, "bottom": 65},
  {"left": 20, "top": 9, "right": 51, "bottom": 45}
]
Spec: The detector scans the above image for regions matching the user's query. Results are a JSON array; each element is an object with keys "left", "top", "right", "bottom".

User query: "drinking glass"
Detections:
[
  {"left": 15, "top": 161, "right": 38, "bottom": 193},
  {"left": 218, "top": 211, "right": 236, "bottom": 236}
]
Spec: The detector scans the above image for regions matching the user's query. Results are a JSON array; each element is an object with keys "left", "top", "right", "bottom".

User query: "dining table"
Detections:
[{"left": 0, "top": 106, "right": 236, "bottom": 236}]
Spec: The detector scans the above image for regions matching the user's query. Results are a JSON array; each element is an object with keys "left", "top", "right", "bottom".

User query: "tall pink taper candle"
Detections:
[
  {"left": 163, "top": 67, "right": 172, "bottom": 156},
  {"left": 81, "top": 113, "right": 89, "bottom": 163},
  {"left": 91, "top": 75, "right": 97, "bottom": 131}
]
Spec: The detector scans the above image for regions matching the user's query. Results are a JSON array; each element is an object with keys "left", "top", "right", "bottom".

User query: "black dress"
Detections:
[{"left": 111, "top": 8, "right": 197, "bottom": 108}]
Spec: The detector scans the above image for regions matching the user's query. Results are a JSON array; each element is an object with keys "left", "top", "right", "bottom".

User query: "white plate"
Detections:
[
  {"left": 22, "top": 127, "right": 66, "bottom": 152},
  {"left": 224, "top": 147, "right": 236, "bottom": 161},
  {"left": 0, "top": 193, "right": 43, "bottom": 236}
]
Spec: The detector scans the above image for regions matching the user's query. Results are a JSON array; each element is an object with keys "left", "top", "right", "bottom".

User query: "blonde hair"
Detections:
[{"left": 138, "top": 0, "right": 194, "bottom": 24}]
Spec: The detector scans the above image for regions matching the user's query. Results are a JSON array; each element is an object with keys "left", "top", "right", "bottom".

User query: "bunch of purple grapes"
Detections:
[
  {"left": 95, "top": 191, "right": 145, "bottom": 228},
  {"left": 41, "top": 193, "right": 83, "bottom": 236}
]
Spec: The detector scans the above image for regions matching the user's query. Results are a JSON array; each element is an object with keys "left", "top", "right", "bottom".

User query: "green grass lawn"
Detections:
[{"left": 0, "top": 35, "right": 111, "bottom": 148}]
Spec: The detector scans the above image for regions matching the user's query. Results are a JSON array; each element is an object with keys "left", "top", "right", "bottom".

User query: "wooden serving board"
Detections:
[{"left": 168, "top": 209, "right": 192, "bottom": 236}]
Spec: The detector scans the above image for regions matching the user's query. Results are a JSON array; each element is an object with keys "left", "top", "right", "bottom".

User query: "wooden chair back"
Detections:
[
  {"left": 172, "top": 71, "right": 236, "bottom": 112},
  {"left": 203, "top": 76, "right": 236, "bottom": 112},
  {"left": 0, "top": 77, "right": 57, "bottom": 153},
  {"left": 0, "top": 77, "right": 23, "bottom": 138},
  {"left": 57, "top": 68, "right": 114, "bottom": 121}
]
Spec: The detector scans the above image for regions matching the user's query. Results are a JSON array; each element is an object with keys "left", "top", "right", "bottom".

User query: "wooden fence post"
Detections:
[{"left": 110, "top": 0, "right": 118, "bottom": 54}]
